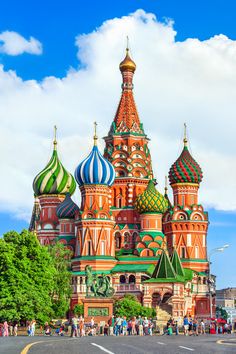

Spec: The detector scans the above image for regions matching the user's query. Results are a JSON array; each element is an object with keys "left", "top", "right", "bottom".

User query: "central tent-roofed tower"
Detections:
[{"left": 104, "top": 44, "right": 153, "bottom": 239}]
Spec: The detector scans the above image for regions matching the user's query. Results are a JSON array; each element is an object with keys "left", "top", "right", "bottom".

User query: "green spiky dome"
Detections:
[
  {"left": 33, "top": 147, "right": 76, "bottom": 196},
  {"left": 134, "top": 180, "right": 168, "bottom": 214}
]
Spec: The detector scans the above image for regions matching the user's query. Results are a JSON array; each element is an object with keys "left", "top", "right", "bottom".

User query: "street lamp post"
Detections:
[{"left": 208, "top": 244, "right": 229, "bottom": 318}]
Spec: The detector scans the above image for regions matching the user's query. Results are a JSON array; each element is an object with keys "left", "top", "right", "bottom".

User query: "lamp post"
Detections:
[{"left": 208, "top": 244, "right": 229, "bottom": 318}]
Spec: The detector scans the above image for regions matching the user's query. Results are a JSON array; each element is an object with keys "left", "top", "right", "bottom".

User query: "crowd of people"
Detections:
[
  {"left": 70, "top": 315, "right": 154, "bottom": 337},
  {"left": 1, "top": 316, "right": 235, "bottom": 337},
  {"left": 0, "top": 321, "right": 18, "bottom": 337}
]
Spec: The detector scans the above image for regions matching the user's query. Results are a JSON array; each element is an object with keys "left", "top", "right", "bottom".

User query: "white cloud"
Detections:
[
  {"left": 0, "top": 9, "right": 235, "bottom": 221},
  {"left": 0, "top": 31, "right": 42, "bottom": 55}
]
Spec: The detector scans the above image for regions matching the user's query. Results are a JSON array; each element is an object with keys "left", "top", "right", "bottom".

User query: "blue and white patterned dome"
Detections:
[{"left": 75, "top": 145, "right": 115, "bottom": 186}]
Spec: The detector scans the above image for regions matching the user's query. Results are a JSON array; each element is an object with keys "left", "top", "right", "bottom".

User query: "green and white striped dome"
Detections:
[{"left": 33, "top": 141, "right": 76, "bottom": 196}]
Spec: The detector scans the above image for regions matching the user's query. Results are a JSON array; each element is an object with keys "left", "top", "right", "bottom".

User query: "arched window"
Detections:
[
  {"left": 115, "top": 232, "right": 122, "bottom": 249},
  {"left": 124, "top": 232, "right": 130, "bottom": 243},
  {"left": 129, "top": 275, "right": 136, "bottom": 284},
  {"left": 132, "top": 232, "right": 138, "bottom": 244},
  {"left": 120, "top": 275, "right": 126, "bottom": 284}
]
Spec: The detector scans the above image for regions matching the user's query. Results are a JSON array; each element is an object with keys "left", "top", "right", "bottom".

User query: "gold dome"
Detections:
[{"left": 119, "top": 48, "right": 136, "bottom": 73}]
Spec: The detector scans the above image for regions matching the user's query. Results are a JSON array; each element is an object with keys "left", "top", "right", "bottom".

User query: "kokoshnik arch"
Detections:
[{"left": 30, "top": 45, "right": 214, "bottom": 320}]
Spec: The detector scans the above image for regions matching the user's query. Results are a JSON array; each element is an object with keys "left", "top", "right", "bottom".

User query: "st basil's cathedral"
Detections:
[{"left": 30, "top": 45, "right": 214, "bottom": 320}]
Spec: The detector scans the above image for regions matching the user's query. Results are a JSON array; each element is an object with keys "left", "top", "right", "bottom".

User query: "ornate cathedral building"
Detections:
[{"left": 30, "top": 46, "right": 214, "bottom": 320}]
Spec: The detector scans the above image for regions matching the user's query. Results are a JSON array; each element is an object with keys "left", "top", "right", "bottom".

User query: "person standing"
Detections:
[
  {"left": 115, "top": 316, "right": 122, "bottom": 336},
  {"left": 138, "top": 316, "right": 143, "bottom": 336},
  {"left": 131, "top": 317, "right": 136, "bottom": 335},
  {"left": 31, "top": 320, "right": 36, "bottom": 336},
  {"left": 183, "top": 316, "right": 189, "bottom": 336},
  {"left": 122, "top": 316, "right": 127, "bottom": 336},
  {"left": 108, "top": 315, "right": 115, "bottom": 336},
  {"left": 175, "top": 320, "right": 179, "bottom": 335},
  {"left": 70, "top": 316, "right": 77, "bottom": 337},
  {"left": 200, "top": 319, "right": 205, "bottom": 334},
  {"left": 13, "top": 321, "right": 18, "bottom": 336},
  {"left": 3, "top": 321, "right": 9, "bottom": 337}
]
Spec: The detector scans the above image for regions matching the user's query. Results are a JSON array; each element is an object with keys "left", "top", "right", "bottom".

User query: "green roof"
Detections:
[
  {"left": 152, "top": 251, "right": 176, "bottom": 279},
  {"left": 72, "top": 256, "right": 116, "bottom": 261},
  {"left": 171, "top": 248, "right": 185, "bottom": 277},
  {"left": 72, "top": 270, "right": 111, "bottom": 276},
  {"left": 111, "top": 263, "right": 155, "bottom": 276}
]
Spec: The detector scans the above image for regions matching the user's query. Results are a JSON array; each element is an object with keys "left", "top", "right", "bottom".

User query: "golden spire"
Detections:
[
  {"left": 53, "top": 125, "right": 57, "bottom": 150},
  {"left": 93, "top": 121, "right": 98, "bottom": 146},
  {"left": 183, "top": 123, "right": 188, "bottom": 147},
  {"left": 164, "top": 175, "right": 168, "bottom": 195}
]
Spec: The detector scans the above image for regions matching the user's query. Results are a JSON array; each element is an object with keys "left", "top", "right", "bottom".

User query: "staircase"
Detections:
[{"left": 156, "top": 304, "right": 172, "bottom": 330}]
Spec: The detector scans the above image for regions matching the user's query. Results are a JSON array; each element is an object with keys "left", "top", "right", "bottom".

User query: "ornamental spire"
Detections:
[
  {"left": 183, "top": 123, "right": 188, "bottom": 147},
  {"left": 93, "top": 121, "right": 98, "bottom": 146},
  {"left": 53, "top": 125, "right": 57, "bottom": 150}
]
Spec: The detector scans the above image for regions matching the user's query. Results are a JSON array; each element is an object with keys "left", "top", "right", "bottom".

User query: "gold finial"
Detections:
[
  {"left": 53, "top": 125, "right": 57, "bottom": 150},
  {"left": 119, "top": 37, "right": 136, "bottom": 73},
  {"left": 183, "top": 123, "right": 188, "bottom": 147},
  {"left": 126, "top": 35, "right": 129, "bottom": 53},
  {"left": 164, "top": 175, "right": 168, "bottom": 194},
  {"left": 93, "top": 121, "right": 98, "bottom": 146}
]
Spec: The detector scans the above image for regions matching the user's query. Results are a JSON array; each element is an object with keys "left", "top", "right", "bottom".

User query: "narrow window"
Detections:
[
  {"left": 195, "top": 246, "right": 199, "bottom": 259},
  {"left": 87, "top": 241, "right": 92, "bottom": 256},
  {"left": 101, "top": 241, "right": 105, "bottom": 255},
  {"left": 89, "top": 196, "right": 93, "bottom": 208},
  {"left": 181, "top": 247, "right": 186, "bottom": 258}
]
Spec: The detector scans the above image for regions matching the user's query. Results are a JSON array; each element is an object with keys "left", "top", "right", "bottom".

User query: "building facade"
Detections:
[{"left": 30, "top": 46, "right": 214, "bottom": 321}]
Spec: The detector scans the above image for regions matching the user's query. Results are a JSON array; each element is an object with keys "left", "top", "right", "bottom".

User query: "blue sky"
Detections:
[{"left": 0, "top": 0, "right": 235, "bottom": 289}]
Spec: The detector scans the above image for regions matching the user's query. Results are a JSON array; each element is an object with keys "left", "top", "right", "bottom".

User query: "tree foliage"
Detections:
[
  {"left": 216, "top": 306, "right": 228, "bottom": 320},
  {"left": 114, "top": 293, "right": 156, "bottom": 319},
  {"left": 73, "top": 303, "right": 84, "bottom": 316},
  {"left": 0, "top": 230, "right": 72, "bottom": 323}
]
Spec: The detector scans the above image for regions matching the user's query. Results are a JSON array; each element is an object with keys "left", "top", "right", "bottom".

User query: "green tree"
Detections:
[
  {"left": 114, "top": 293, "right": 156, "bottom": 319},
  {"left": 48, "top": 242, "right": 72, "bottom": 318},
  {"left": 74, "top": 303, "right": 84, "bottom": 316},
  {"left": 216, "top": 306, "right": 228, "bottom": 320},
  {"left": 0, "top": 230, "right": 56, "bottom": 323}
]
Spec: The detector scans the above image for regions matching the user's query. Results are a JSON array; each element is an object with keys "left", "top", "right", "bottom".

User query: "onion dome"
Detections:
[
  {"left": 56, "top": 192, "right": 79, "bottom": 219},
  {"left": 33, "top": 127, "right": 76, "bottom": 196},
  {"left": 134, "top": 180, "right": 168, "bottom": 214},
  {"left": 75, "top": 123, "right": 115, "bottom": 187},
  {"left": 119, "top": 47, "right": 136, "bottom": 73},
  {"left": 169, "top": 125, "right": 203, "bottom": 185}
]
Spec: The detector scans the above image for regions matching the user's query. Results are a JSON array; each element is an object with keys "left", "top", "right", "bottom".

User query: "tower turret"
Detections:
[
  {"left": 104, "top": 42, "right": 153, "bottom": 242},
  {"left": 163, "top": 125, "right": 208, "bottom": 273},
  {"left": 73, "top": 124, "right": 116, "bottom": 271},
  {"left": 32, "top": 126, "right": 76, "bottom": 245}
]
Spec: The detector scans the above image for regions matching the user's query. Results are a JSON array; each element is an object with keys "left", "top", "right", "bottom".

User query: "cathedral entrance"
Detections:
[{"left": 151, "top": 292, "right": 161, "bottom": 308}]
